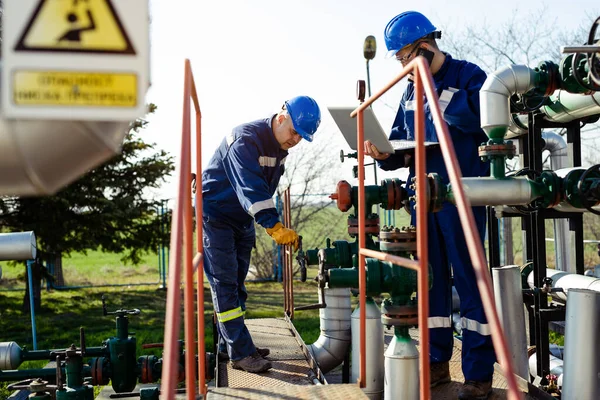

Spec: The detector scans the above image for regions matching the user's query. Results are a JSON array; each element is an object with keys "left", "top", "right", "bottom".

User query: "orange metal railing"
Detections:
[
  {"left": 282, "top": 187, "right": 295, "bottom": 318},
  {"left": 351, "top": 56, "right": 522, "bottom": 400},
  {"left": 160, "top": 59, "right": 207, "bottom": 399}
]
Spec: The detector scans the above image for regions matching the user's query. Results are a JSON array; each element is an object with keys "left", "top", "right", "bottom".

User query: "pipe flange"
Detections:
[
  {"left": 379, "top": 241, "right": 417, "bottom": 252},
  {"left": 90, "top": 357, "right": 109, "bottom": 386},
  {"left": 383, "top": 178, "right": 406, "bottom": 210},
  {"left": 329, "top": 180, "right": 353, "bottom": 212},
  {"left": 381, "top": 305, "right": 418, "bottom": 327},
  {"left": 478, "top": 143, "right": 517, "bottom": 159},
  {"left": 139, "top": 355, "right": 157, "bottom": 384},
  {"left": 348, "top": 217, "right": 379, "bottom": 235},
  {"left": 379, "top": 226, "right": 417, "bottom": 241}
]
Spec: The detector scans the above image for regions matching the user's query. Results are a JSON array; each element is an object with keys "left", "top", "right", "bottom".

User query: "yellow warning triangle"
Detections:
[{"left": 15, "top": 0, "right": 135, "bottom": 54}]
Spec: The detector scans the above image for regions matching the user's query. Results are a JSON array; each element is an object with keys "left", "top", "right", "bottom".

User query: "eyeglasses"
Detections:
[{"left": 395, "top": 42, "right": 422, "bottom": 63}]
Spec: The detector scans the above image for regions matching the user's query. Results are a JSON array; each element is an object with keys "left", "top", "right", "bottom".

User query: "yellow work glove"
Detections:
[{"left": 266, "top": 222, "right": 299, "bottom": 251}]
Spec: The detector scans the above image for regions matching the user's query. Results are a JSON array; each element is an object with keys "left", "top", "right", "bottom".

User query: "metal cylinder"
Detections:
[
  {"left": 449, "top": 177, "right": 534, "bottom": 206},
  {"left": 0, "top": 341, "right": 22, "bottom": 370},
  {"left": 351, "top": 298, "right": 384, "bottom": 400},
  {"left": 527, "top": 269, "right": 600, "bottom": 304},
  {"left": 492, "top": 266, "right": 529, "bottom": 379},
  {"left": 528, "top": 352, "right": 564, "bottom": 387},
  {"left": 308, "top": 287, "right": 352, "bottom": 373},
  {"left": 562, "top": 289, "right": 600, "bottom": 399},
  {"left": 542, "top": 90, "right": 600, "bottom": 123},
  {"left": 0, "top": 231, "right": 36, "bottom": 261},
  {"left": 384, "top": 329, "right": 419, "bottom": 400}
]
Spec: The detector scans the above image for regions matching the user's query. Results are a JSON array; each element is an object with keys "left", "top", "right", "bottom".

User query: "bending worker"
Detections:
[
  {"left": 365, "top": 11, "right": 495, "bottom": 400},
  {"left": 202, "top": 96, "right": 321, "bottom": 373}
]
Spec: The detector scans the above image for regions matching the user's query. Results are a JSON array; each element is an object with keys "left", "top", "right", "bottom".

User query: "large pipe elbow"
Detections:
[
  {"left": 480, "top": 65, "right": 538, "bottom": 139},
  {"left": 307, "top": 287, "right": 352, "bottom": 373},
  {"left": 542, "top": 131, "right": 568, "bottom": 170}
]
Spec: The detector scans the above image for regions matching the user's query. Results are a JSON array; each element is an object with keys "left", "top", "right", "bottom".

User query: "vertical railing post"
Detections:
[
  {"left": 357, "top": 110, "right": 367, "bottom": 388},
  {"left": 414, "top": 70, "right": 430, "bottom": 397}
]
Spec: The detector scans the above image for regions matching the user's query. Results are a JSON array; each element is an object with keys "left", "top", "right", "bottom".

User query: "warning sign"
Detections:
[
  {"left": 15, "top": 0, "right": 135, "bottom": 54},
  {"left": 13, "top": 71, "right": 137, "bottom": 107}
]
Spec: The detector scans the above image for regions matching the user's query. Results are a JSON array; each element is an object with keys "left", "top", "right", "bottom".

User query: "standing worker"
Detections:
[
  {"left": 202, "top": 96, "right": 321, "bottom": 373},
  {"left": 365, "top": 11, "right": 495, "bottom": 399}
]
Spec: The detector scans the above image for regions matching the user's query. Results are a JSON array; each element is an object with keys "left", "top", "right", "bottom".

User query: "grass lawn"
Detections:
[{"left": 0, "top": 263, "right": 324, "bottom": 399}]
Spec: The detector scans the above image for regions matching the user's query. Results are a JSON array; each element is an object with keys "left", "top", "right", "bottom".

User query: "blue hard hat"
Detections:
[
  {"left": 284, "top": 96, "right": 321, "bottom": 142},
  {"left": 384, "top": 11, "right": 437, "bottom": 58}
]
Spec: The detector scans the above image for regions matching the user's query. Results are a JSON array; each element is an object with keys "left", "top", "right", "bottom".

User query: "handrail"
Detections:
[
  {"left": 282, "top": 187, "right": 295, "bottom": 318},
  {"left": 352, "top": 56, "right": 522, "bottom": 400},
  {"left": 160, "top": 59, "right": 207, "bottom": 399}
]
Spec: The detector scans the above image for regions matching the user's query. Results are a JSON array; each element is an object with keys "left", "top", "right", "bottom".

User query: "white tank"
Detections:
[
  {"left": 384, "top": 328, "right": 419, "bottom": 400},
  {"left": 351, "top": 298, "right": 384, "bottom": 400}
]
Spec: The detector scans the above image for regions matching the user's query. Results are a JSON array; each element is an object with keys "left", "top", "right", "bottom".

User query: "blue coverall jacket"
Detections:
[
  {"left": 202, "top": 115, "right": 286, "bottom": 360},
  {"left": 378, "top": 54, "right": 495, "bottom": 381}
]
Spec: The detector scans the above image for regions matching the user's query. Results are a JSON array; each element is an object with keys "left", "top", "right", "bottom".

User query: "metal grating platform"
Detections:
[
  {"left": 210, "top": 317, "right": 368, "bottom": 399},
  {"left": 207, "top": 383, "right": 367, "bottom": 399}
]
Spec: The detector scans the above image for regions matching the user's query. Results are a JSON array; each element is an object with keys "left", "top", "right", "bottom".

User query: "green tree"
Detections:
[{"left": 0, "top": 104, "right": 174, "bottom": 309}]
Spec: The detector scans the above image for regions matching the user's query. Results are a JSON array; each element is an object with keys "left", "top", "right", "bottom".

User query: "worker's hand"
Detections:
[
  {"left": 266, "top": 222, "right": 299, "bottom": 251},
  {"left": 364, "top": 140, "right": 391, "bottom": 160}
]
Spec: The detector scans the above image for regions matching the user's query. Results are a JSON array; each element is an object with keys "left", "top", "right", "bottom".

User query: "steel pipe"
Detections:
[
  {"left": 527, "top": 269, "right": 600, "bottom": 303},
  {"left": 542, "top": 132, "right": 572, "bottom": 272},
  {"left": 351, "top": 299, "right": 384, "bottom": 399},
  {"left": 448, "top": 177, "right": 535, "bottom": 206},
  {"left": 492, "top": 266, "right": 529, "bottom": 379},
  {"left": 0, "top": 231, "right": 36, "bottom": 261},
  {"left": 542, "top": 90, "right": 600, "bottom": 123},
  {"left": 308, "top": 287, "right": 352, "bottom": 373},
  {"left": 384, "top": 328, "right": 419, "bottom": 400},
  {"left": 528, "top": 353, "right": 564, "bottom": 387},
  {"left": 562, "top": 289, "right": 600, "bottom": 399},
  {"left": 480, "top": 64, "right": 538, "bottom": 139}
]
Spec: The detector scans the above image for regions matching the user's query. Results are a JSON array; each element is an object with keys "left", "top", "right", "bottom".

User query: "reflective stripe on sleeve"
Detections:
[
  {"left": 461, "top": 317, "right": 491, "bottom": 336},
  {"left": 439, "top": 87, "right": 458, "bottom": 116},
  {"left": 216, "top": 306, "right": 245, "bottom": 323},
  {"left": 428, "top": 316, "right": 452, "bottom": 329},
  {"left": 248, "top": 198, "right": 275, "bottom": 216},
  {"left": 259, "top": 156, "right": 277, "bottom": 167}
]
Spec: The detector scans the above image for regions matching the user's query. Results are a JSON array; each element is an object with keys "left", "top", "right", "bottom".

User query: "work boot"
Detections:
[
  {"left": 230, "top": 352, "right": 272, "bottom": 373},
  {"left": 458, "top": 380, "right": 493, "bottom": 400},
  {"left": 430, "top": 361, "right": 451, "bottom": 387},
  {"left": 219, "top": 347, "right": 270, "bottom": 361}
]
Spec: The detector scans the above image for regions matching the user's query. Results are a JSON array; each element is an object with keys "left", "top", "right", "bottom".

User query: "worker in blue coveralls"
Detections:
[
  {"left": 365, "top": 11, "right": 495, "bottom": 400},
  {"left": 202, "top": 96, "right": 321, "bottom": 373}
]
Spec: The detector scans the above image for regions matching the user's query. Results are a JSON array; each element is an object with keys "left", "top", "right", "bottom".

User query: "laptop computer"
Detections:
[{"left": 328, "top": 106, "right": 438, "bottom": 154}]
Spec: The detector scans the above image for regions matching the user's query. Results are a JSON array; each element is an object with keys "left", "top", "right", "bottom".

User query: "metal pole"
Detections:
[
  {"left": 492, "top": 266, "right": 529, "bottom": 379},
  {"left": 562, "top": 289, "right": 600, "bottom": 399},
  {"left": 26, "top": 260, "right": 38, "bottom": 350}
]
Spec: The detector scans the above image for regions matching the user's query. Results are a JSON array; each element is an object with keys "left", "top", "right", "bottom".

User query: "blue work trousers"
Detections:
[
  {"left": 414, "top": 204, "right": 496, "bottom": 382},
  {"left": 203, "top": 215, "right": 256, "bottom": 361}
]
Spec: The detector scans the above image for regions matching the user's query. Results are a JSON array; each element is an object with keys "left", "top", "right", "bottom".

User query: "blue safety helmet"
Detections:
[
  {"left": 284, "top": 96, "right": 321, "bottom": 142},
  {"left": 384, "top": 11, "right": 438, "bottom": 58}
]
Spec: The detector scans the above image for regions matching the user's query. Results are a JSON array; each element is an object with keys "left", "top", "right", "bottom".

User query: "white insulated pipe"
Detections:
[
  {"left": 542, "top": 132, "right": 573, "bottom": 273},
  {"left": 384, "top": 331, "right": 419, "bottom": 400},
  {"left": 451, "top": 177, "right": 535, "bottom": 206},
  {"left": 528, "top": 353, "right": 564, "bottom": 387},
  {"left": 308, "top": 287, "right": 352, "bottom": 374},
  {"left": 562, "top": 289, "right": 600, "bottom": 399},
  {"left": 542, "top": 90, "right": 600, "bottom": 123},
  {"left": 351, "top": 299, "right": 384, "bottom": 400},
  {"left": 0, "top": 231, "right": 36, "bottom": 261},
  {"left": 480, "top": 64, "right": 538, "bottom": 137},
  {"left": 527, "top": 268, "right": 600, "bottom": 304},
  {"left": 492, "top": 266, "right": 529, "bottom": 379}
]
